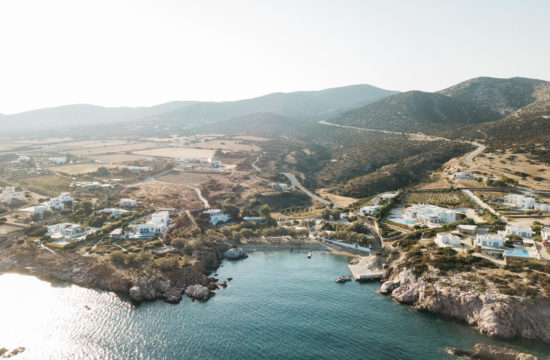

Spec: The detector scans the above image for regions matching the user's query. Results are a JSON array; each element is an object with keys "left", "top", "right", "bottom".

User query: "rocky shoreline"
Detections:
[
  {"left": 379, "top": 266, "right": 550, "bottom": 343},
  {"left": 0, "top": 242, "right": 230, "bottom": 304}
]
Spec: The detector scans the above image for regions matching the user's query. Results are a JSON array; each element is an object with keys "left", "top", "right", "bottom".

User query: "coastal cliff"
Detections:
[
  {"left": 381, "top": 267, "right": 550, "bottom": 343},
  {"left": 0, "top": 241, "right": 226, "bottom": 304}
]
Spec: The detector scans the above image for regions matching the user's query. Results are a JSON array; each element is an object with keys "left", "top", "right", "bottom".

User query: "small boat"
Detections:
[
  {"left": 334, "top": 276, "right": 352, "bottom": 283},
  {"left": 307, "top": 252, "right": 312, "bottom": 258}
]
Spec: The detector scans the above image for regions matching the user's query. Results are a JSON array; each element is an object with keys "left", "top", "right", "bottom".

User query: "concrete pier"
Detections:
[{"left": 348, "top": 256, "right": 385, "bottom": 281}]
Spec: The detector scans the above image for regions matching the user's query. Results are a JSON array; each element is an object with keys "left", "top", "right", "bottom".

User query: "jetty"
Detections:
[{"left": 347, "top": 256, "right": 385, "bottom": 281}]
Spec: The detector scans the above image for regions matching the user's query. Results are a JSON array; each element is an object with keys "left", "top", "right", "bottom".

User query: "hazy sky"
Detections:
[{"left": 1, "top": 0, "right": 549, "bottom": 114}]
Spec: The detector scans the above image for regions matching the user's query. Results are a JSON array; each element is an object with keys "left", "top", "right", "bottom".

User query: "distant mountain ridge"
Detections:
[{"left": 0, "top": 84, "right": 398, "bottom": 135}]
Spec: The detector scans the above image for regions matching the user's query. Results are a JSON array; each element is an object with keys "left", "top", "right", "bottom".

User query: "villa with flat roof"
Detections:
[{"left": 403, "top": 204, "right": 456, "bottom": 226}]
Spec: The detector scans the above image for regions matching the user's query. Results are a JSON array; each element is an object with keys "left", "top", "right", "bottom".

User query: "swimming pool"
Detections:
[
  {"left": 388, "top": 217, "right": 416, "bottom": 226},
  {"left": 503, "top": 248, "right": 531, "bottom": 258}
]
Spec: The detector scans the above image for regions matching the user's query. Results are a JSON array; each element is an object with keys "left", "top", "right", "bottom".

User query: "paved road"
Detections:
[
  {"left": 282, "top": 172, "right": 339, "bottom": 207},
  {"left": 464, "top": 142, "right": 486, "bottom": 166}
]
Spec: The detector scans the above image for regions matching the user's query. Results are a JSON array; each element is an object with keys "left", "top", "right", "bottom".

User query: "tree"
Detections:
[
  {"left": 259, "top": 205, "right": 272, "bottom": 219},
  {"left": 110, "top": 251, "right": 126, "bottom": 265},
  {"left": 222, "top": 204, "right": 240, "bottom": 221},
  {"left": 171, "top": 238, "right": 187, "bottom": 249}
]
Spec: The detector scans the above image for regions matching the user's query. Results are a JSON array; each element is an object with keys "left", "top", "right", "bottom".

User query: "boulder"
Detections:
[
  {"left": 184, "top": 284, "right": 210, "bottom": 300},
  {"left": 223, "top": 248, "right": 248, "bottom": 260},
  {"left": 129, "top": 286, "right": 143, "bottom": 302},
  {"left": 379, "top": 281, "right": 396, "bottom": 294}
]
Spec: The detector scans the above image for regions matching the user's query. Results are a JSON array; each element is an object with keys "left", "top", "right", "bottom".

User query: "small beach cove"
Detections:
[{"left": 1, "top": 251, "right": 549, "bottom": 359}]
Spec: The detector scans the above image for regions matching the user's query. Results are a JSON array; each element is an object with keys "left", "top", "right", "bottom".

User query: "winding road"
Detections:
[{"left": 282, "top": 172, "right": 342, "bottom": 208}]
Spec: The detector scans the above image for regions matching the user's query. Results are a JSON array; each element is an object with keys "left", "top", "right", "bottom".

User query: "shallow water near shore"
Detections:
[{"left": 1, "top": 251, "right": 549, "bottom": 359}]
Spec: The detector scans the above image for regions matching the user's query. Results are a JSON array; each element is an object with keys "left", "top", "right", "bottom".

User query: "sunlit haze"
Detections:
[{"left": 1, "top": 0, "right": 549, "bottom": 113}]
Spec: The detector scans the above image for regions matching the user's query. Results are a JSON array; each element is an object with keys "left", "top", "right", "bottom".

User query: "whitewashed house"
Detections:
[
  {"left": 120, "top": 198, "right": 137, "bottom": 207},
  {"left": 21, "top": 205, "right": 49, "bottom": 217},
  {"left": 46, "top": 223, "right": 84, "bottom": 241},
  {"left": 272, "top": 183, "right": 292, "bottom": 191},
  {"left": 499, "top": 225, "right": 533, "bottom": 238},
  {"left": 403, "top": 204, "right": 456, "bottom": 226},
  {"left": 475, "top": 234, "right": 505, "bottom": 249},
  {"left": 506, "top": 194, "right": 536, "bottom": 210},
  {"left": 453, "top": 172, "right": 474, "bottom": 179},
  {"left": 49, "top": 156, "right": 68, "bottom": 165},
  {"left": 542, "top": 228, "right": 550, "bottom": 241},
  {"left": 360, "top": 205, "right": 380, "bottom": 216},
  {"left": 98, "top": 208, "right": 129, "bottom": 217},
  {"left": 138, "top": 211, "right": 170, "bottom": 235},
  {"left": 44, "top": 192, "right": 73, "bottom": 210},
  {"left": 535, "top": 203, "right": 550, "bottom": 212},
  {"left": 1, "top": 186, "right": 26, "bottom": 205},
  {"left": 435, "top": 233, "right": 461, "bottom": 247},
  {"left": 381, "top": 192, "right": 398, "bottom": 201},
  {"left": 16, "top": 155, "right": 31, "bottom": 162},
  {"left": 203, "top": 209, "right": 230, "bottom": 225}
]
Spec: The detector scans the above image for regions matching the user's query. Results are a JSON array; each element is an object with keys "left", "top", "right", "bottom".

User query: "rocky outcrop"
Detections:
[
  {"left": 184, "top": 284, "right": 211, "bottom": 300},
  {"left": 470, "top": 343, "right": 538, "bottom": 360},
  {"left": 385, "top": 268, "right": 550, "bottom": 343},
  {"left": 0, "top": 240, "right": 225, "bottom": 304},
  {"left": 379, "top": 280, "right": 396, "bottom": 294},
  {"left": 223, "top": 247, "right": 248, "bottom": 260}
]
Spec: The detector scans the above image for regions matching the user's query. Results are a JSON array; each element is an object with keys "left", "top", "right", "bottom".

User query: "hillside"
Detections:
[
  {"left": 329, "top": 90, "right": 500, "bottom": 135},
  {"left": 439, "top": 77, "right": 545, "bottom": 116}
]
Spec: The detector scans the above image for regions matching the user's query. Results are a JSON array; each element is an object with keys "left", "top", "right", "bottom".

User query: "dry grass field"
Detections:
[
  {"left": 68, "top": 142, "right": 160, "bottom": 156},
  {"left": 55, "top": 163, "right": 117, "bottom": 175},
  {"left": 92, "top": 154, "right": 151, "bottom": 164},
  {"left": 121, "top": 182, "right": 203, "bottom": 209},
  {"left": 0, "top": 224, "right": 22, "bottom": 235},
  {"left": 192, "top": 139, "right": 259, "bottom": 152},
  {"left": 318, "top": 188, "right": 358, "bottom": 207},
  {"left": 133, "top": 147, "right": 215, "bottom": 159},
  {"left": 17, "top": 174, "right": 73, "bottom": 195}
]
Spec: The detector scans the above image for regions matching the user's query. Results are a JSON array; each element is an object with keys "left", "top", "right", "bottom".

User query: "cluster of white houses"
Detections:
[
  {"left": 177, "top": 158, "right": 222, "bottom": 169},
  {"left": 49, "top": 156, "right": 68, "bottom": 165},
  {"left": 137, "top": 211, "right": 171, "bottom": 236},
  {"left": 21, "top": 192, "right": 73, "bottom": 217},
  {"left": 506, "top": 194, "right": 550, "bottom": 211},
  {"left": 46, "top": 223, "right": 99, "bottom": 244}
]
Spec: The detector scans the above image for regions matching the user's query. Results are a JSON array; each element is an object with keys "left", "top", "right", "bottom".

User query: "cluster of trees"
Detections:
[
  {"left": 486, "top": 176, "right": 518, "bottom": 187},
  {"left": 321, "top": 220, "right": 374, "bottom": 247}
]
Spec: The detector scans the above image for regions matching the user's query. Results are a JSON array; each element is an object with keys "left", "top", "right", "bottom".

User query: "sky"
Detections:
[{"left": 1, "top": 0, "right": 549, "bottom": 114}]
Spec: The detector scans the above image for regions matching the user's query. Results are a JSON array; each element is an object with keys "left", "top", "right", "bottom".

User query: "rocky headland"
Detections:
[
  {"left": 0, "top": 240, "right": 229, "bottom": 304},
  {"left": 380, "top": 266, "right": 550, "bottom": 343}
]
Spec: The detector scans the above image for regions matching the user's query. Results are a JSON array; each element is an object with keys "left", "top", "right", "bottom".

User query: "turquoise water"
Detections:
[
  {"left": 504, "top": 248, "right": 531, "bottom": 258},
  {"left": 388, "top": 217, "right": 416, "bottom": 226},
  {"left": 0, "top": 252, "right": 549, "bottom": 359}
]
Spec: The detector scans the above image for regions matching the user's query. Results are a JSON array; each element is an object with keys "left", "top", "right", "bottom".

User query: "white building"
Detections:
[
  {"left": 43, "top": 192, "right": 73, "bottom": 210},
  {"left": 1, "top": 186, "right": 26, "bottom": 205},
  {"left": 272, "top": 183, "right": 292, "bottom": 191},
  {"left": 535, "top": 203, "right": 550, "bottom": 212},
  {"left": 453, "top": 172, "right": 474, "bottom": 179},
  {"left": 98, "top": 208, "right": 129, "bottom": 217},
  {"left": 47, "top": 223, "right": 83, "bottom": 240},
  {"left": 72, "top": 181, "right": 102, "bottom": 190},
  {"left": 542, "top": 228, "right": 550, "bottom": 241},
  {"left": 16, "top": 155, "right": 31, "bottom": 162},
  {"left": 475, "top": 234, "right": 505, "bottom": 249},
  {"left": 434, "top": 233, "right": 461, "bottom": 247},
  {"left": 146, "top": 157, "right": 157, "bottom": 162},
  {"left": 203, "top": 209, "right": 230, "bottom": 226},
  {"left": 381, "top": 192, "right": 398, "bottom": 201},
  {"left": 49, "top": 156, "right": 68, "bottom": 165},
  {"left": 118, "top": 166, "right": 151, "bottom": 174},
  {"left": 506, "top": 194, "right": 536, "bottom": 210},
  {"left": 403, "top": 204, "right": 456, "bottom": 226},
  {"left": 21, "top": 205, "right": 49, "bottom": 217},
  {"left": 120, "top": 198, "right": 137, "bottom": 207},
  {"left": 499, "top": 225, "right": 532, "bottom": 238},
  {"left": 138, "top": 211, "right": 170, "bottom": 235},
  {"left": 211, "top": 160, "right": 222, "bottom": 168},
  {"left": 360, "top": 205, "right": 380, "bottom": 216}
]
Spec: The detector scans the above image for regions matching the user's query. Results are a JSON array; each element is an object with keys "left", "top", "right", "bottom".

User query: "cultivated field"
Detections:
[{"left": 402, "top": 190, "right": 474, "bottom": 208}]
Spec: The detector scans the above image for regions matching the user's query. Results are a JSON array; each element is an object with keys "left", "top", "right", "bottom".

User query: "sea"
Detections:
[{"left": 1, "top": 251, "right": 548, "bottom": 359}]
